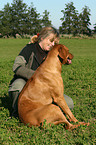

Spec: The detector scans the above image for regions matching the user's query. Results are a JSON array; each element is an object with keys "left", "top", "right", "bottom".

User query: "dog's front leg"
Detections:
[
  {"left": 54, "top": 96, "right": 89, "bottom": 127},
  {"left": 54, "top": 96, "right": 78, "bottom": 123}
]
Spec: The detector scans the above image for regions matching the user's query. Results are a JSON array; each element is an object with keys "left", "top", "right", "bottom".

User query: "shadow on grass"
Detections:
[{"left": 0, "top": 94, "right": 12, "bottom": 116}]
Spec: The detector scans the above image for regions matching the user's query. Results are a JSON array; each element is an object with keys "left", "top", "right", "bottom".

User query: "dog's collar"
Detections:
[{"left": 58, "top": 55, "right": 63, "bottom": 63}]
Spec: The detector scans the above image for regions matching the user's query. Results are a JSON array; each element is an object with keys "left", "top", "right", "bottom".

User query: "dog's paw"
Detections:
[
  {"left": 65, "top": 124, "right": 80, "bottom": 130},
  {"left": 65, "top": 122, "right": 90, "bottom": 130},
  {"left": 79, "top": 122, "right": 90, "bottom": 126}
]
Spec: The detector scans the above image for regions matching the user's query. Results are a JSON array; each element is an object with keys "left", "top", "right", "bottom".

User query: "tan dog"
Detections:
[{"left": 18, "top": 44, "right": 89, "bottom": 129}]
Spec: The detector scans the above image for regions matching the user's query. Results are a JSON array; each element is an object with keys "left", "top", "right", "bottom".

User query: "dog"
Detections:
[{"left": 18, "top": 44, "right": 89, "bottom": 129}]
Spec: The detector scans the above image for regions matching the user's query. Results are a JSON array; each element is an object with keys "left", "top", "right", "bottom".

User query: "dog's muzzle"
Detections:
[{"left": 67, "top": 58, "right": 72, "bottom": 64}]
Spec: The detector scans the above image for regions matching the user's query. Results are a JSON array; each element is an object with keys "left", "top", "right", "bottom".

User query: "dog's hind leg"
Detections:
[{"left": 34, "top": 104, "right": 73, "bottom": 129}]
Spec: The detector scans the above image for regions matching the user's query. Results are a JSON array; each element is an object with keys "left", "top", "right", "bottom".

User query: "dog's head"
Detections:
[{"left": 58, "top": 44, "right": 74, "bottom": 64}]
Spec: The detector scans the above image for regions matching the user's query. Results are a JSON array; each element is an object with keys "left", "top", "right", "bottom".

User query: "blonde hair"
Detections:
[
  {"left": 31, "top": 35, "right": 38, "bottom": 43},
  {"left": 31, "top": 27, "right": 59, "bottom": 44}
]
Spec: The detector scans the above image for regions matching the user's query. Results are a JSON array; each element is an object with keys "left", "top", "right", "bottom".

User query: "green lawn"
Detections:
[{"left": 0, "top": 38, "right": 96, "bottom": 144}]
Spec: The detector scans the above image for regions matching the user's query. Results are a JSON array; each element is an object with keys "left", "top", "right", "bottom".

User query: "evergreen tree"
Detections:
[
  {"left": 79, "top": 6, "right": 91, "bottom": 35},
  {"left": 9, "top": 0, "right": 28, "bottom": 37},
  {"left": 0, "top": 3, "right": 12, "bottom": 37},
  {"left": 0, "top": 0, "right": 52, "bottom": 37},
  {"left": 27, "top": 3, "right": 42, "bottom": 35},
  {"left": 93, "top": 23, "right": 96, "bottom": 33},
  {"left": 42, "top": 10, "right": 52, "bottom": 27},
  {"left": 59, "top": 2, "right": 79, "bottom": 35}
]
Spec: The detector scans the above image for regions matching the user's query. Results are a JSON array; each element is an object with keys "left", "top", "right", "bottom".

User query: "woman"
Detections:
[{"left": 9, "top": 26, "right": 74, "bottom": 117}]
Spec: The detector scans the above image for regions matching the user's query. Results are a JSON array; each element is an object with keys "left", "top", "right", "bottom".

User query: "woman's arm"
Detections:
[{"left": 13, "top": 55, "right": 35, "bottom": 80}]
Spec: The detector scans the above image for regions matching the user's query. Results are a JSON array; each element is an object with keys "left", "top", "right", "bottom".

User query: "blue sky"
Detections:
[{"left": 0, "top": 0, "right": 96, "bottom": 29}]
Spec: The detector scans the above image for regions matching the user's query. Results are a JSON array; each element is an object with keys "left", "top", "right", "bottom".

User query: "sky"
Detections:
[{"left": 0, "top": 0, "right": 96, "bottom": 29}]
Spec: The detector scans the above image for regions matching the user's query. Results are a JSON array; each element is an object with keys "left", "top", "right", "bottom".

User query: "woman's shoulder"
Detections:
[
  {"left": 19, "top": 43, "right": 37, "bottom": 55},
  {"left": 26, "top": 42, "right": 38, "bottom": 50},
  {"left": 26, "top": 42, "right": 35, "bottom": 48}
]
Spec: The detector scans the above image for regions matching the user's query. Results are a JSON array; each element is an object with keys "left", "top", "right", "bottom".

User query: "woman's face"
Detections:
[{"left": 39, "top": 34, "right": 59, "bottom": 51}]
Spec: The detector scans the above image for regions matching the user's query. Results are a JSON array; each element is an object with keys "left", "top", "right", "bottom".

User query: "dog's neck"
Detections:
[
  {"left": 58, "top": 55, "right": 63, "bottom": 63},
  {"left": 41, "top": 49, "right": 62, "bottom": 74}
]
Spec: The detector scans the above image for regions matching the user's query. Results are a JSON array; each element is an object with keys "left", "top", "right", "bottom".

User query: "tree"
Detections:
[
  {"left": 27, "top": 3, "right": 42, "bottom": 35},
  {"left": 0, "top": 0, "right": 52, "bottom": 37},
  {"left": 79, "top": 6, "right": 91, "bottom": 35},
  {"left": 9, "top": 0, "right": 28, "bottom": 37},
  {"left": 0, "top": 10, "right": 5, "bottom": 35},
  {"left": 93, "top": 23, "right": 96, "bottom": 33},
  {"left": 0, "top": 3, "right": 12, "bottom": 37},
  {"left": 0, "top": 0, "right": 28, "bottom": 37},
  {"left": 41, "top": 10, "right": 52, "bottom": 27},
  {"left": 59, "top": 2, "right": 79, "bottom": 35}
]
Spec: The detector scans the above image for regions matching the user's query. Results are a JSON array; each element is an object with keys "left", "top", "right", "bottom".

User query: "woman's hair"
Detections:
[{"left": 31, "top": 26, "right": 59, "bottom": 44}]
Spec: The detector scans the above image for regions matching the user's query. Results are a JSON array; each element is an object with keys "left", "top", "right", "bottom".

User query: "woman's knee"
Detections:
[
  {"left": 8, "top": 78, "right": 26, "bottom": 113},
  {"left": 64, "top": 94, "right": 74, "bottom": 109},
  {"left": 9, "top": 78, "right": 26, "bottom": 92}
]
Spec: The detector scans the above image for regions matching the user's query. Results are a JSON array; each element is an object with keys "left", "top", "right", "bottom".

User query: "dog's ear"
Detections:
[
  {"left": 58, "top": 45, "right": 66, "bottom": 60},
  {"left": 68, "top": 53, "right": 74, "bottom": 60}
]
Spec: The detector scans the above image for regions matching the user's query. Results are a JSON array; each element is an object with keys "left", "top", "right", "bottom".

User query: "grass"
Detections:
[{"left": 0, "top": 38, "right": 96, "bottom": 144}]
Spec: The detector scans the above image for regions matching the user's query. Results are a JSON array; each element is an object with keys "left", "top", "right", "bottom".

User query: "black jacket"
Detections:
[{"left": 10, "top": 42, "right": 48, "bottom": 84}]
